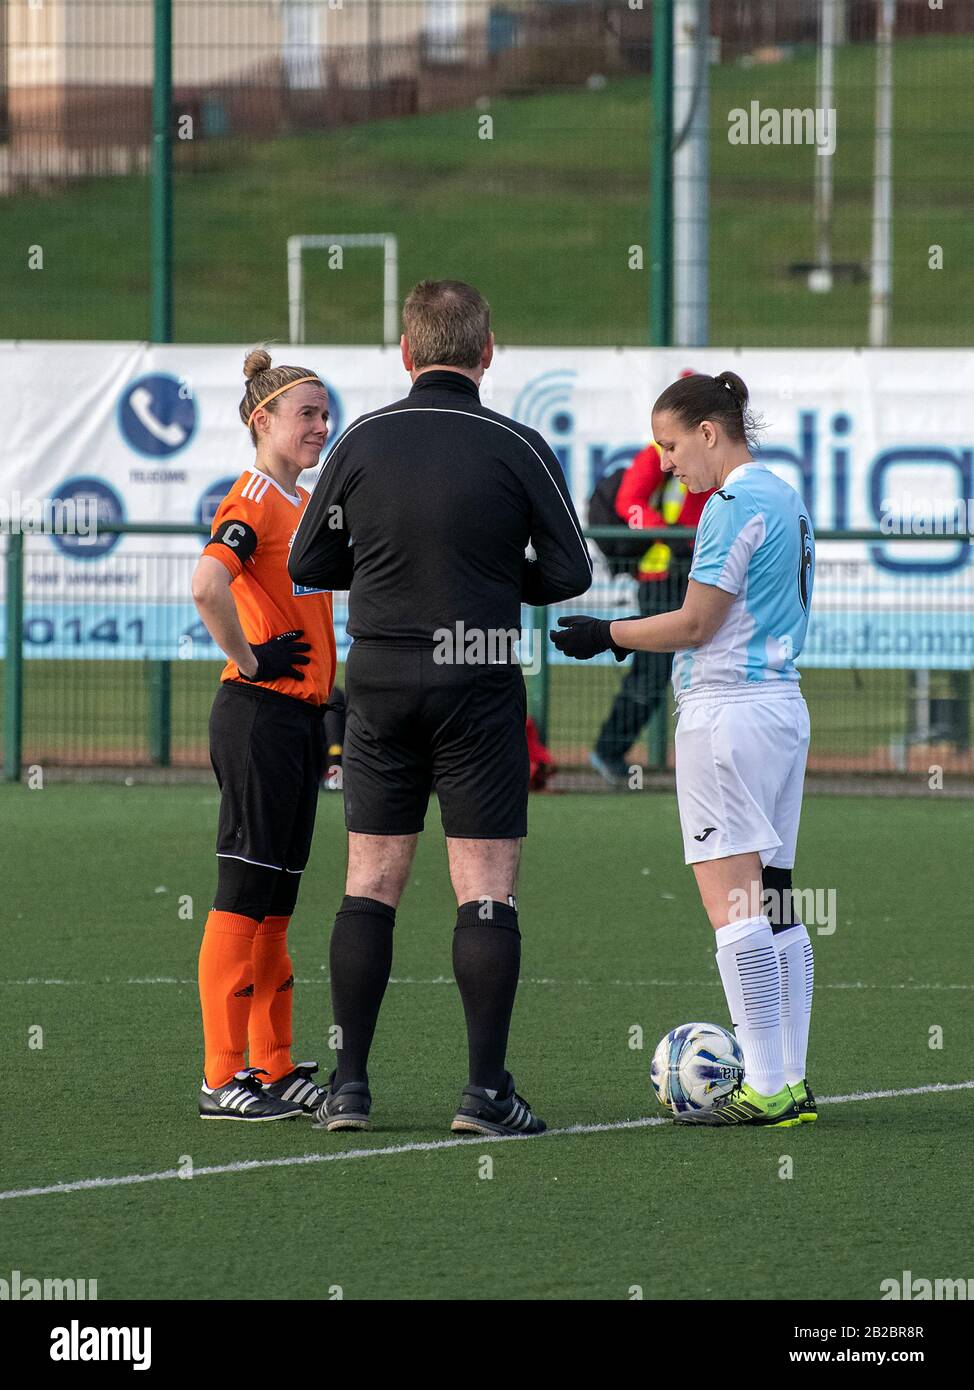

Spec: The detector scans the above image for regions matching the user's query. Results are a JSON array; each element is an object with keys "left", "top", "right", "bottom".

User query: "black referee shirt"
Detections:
[{"left": 288, "top": 369, "right": 593, "bottom": 646}]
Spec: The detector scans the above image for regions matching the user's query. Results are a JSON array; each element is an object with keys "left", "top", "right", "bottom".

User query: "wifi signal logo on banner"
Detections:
[{"left": 512, "top": 369, "right": 575, "bottom": 472}]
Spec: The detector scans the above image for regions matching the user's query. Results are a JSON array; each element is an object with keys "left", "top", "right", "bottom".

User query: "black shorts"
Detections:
[
  {"left": 209, "top": 682, "right": 325, "bottom": 873},
  {"left": 343, "top": 642, "right": 529, "bottom": 839}
]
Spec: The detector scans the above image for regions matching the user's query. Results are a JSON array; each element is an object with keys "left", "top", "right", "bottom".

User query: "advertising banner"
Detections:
[{"left": 3, "top": 343, "right": 972, "bottom": 667}]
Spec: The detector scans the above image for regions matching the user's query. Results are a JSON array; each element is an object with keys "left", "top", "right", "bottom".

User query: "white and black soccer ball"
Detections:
[{"left": 650, "top": 1022, "right": 744, "bottom": 1117}]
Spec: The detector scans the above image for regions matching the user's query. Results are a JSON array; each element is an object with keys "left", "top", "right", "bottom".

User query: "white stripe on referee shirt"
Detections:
[{"left": 292, "top": 406, "right": 593, "bottom": 579}]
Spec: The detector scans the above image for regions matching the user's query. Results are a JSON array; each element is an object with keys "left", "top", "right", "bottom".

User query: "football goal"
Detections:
[{"left": 286, "top": 233, "right": 400, "bottom": 345}]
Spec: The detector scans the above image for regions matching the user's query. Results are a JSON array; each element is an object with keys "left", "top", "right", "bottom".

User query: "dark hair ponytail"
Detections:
[{"left": 653, "top": 370, "right": 762, "bottom": 450}]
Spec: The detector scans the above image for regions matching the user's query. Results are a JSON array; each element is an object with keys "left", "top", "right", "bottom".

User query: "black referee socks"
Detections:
[
  {"left": 330, "top": 896, "right": 521, "bottom": 1095},
  {"left": 329, "top": 895, "right": 396, "bottom": 1087},
  {"left": 453, "top": 900, "right": 522, "bottom": 1093}
]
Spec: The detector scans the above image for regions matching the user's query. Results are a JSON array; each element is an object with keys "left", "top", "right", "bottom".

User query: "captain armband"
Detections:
[{"left": 207, "top": 519, "right": 258, "bottom": 564}]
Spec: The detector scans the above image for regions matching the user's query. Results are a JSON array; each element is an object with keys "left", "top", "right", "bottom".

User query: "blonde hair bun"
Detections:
[{"left": 243, "top": 348, "right": 272, "bottom": 381}]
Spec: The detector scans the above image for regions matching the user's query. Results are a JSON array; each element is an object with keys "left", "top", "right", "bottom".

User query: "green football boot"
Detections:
[
  {"left": 675, "top": 1080, "right": 802, "bottom": 1127},
  {"left": 789, "top": 1078, "right": 818, "bottom": 1124}
]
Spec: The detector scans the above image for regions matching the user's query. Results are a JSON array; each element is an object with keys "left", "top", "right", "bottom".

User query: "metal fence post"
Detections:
[
  {"left": 151, "top": 0, "right": 173, "bottom": 342},
  {"left": 646, "top": 699, "right": 668, "bottom": 770},
  {"left": 4, "top": 532, "right": 24, "bottom": 782},
  {"left": 947, "top": 670, "right": 970, "bottom": 749},
  {"left": 147, "top": 660, "right": 172, "bottom": 767}
]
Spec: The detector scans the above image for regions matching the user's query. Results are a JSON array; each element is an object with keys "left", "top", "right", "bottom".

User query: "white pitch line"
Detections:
[
  {"left": 1, "top": 1080, "right": 972, "bottom": 1206},
  {"left": 2, "top": 977, "right": 973, "bottom": 991},
  {"left": 824, "top": 1081, "right": 974, "bottom": 1104}
]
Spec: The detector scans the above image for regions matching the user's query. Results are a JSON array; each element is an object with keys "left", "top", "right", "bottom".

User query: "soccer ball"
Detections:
[{"left": 650, "top": 1022, "right": 744, "bottom": 1117}]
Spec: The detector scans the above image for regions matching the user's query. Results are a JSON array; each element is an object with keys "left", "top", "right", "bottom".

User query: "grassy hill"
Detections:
[{"left": 1, "top": 35, "right": 971, "bottom": 345}]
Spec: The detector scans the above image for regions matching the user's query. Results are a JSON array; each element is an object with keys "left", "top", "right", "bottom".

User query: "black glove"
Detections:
[
  {"left": 549, "top": 615, "right": 633, "bottom": 662},
  {"left": 240, "top": 630, "right": 311, "bottom": 682}
]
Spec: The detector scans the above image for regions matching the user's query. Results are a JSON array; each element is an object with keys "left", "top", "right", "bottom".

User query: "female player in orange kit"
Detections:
[{"left": 190, "top": 350, "right": 341, "bottom": 1120}]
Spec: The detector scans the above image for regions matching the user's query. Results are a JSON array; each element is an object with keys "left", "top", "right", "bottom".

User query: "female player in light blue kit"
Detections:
[{"left": 553, "top": 372, "right": 816, "bottom": 1127}]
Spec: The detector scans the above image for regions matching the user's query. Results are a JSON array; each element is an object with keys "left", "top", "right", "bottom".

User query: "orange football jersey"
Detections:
[{"left": 203, "top": 466, "right": 337, "bottom": 706}]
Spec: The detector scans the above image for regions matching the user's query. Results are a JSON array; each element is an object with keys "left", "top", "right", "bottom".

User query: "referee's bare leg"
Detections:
[
  {"left": 330, "top": 832, "right": 522, "bottom": 1096},
  {"left": 447, "top": 837, "right": 523, "bottom": 1094}
]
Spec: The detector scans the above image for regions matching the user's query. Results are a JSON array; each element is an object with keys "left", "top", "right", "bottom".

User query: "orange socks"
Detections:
[
  {"left": 248, "top": 915, "right": 295, "bottom": 1083},
  {"left": 198, "top": 911, "right": 259, "bottom": 1089}
]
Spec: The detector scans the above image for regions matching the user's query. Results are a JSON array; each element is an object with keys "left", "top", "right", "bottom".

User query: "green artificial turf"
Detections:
[{"left": 1, "top": 786, "right": 971, "bottom": 1299}]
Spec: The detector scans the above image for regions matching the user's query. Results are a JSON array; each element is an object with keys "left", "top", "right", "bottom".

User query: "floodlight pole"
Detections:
[
  {"left": 650, "top": 0, "right": 673, "bottom": 346},
  {"left": 672, "top": 0, "right": 709, "bottom": 347},
  {"left": 811, "top": 0, "right": 837, "bottom": 293},
  {"left": 151, "top": 0, "right": 173, "bottom": 342},
  {"left": 869, "top": 0, "right": 896, "bottom": 347}
]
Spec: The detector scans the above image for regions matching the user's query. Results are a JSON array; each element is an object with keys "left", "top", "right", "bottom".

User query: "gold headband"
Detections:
[{"left": 247, "top": 375, "right": 321, "bottom": 428}]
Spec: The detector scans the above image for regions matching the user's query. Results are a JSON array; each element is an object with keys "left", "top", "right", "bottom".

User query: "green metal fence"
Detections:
[
  {"left": 3, "top": 524, "right": 971, "bottom": 780},
  {"left": 2, "top": 1, "right": 973, "bottom": 348}
]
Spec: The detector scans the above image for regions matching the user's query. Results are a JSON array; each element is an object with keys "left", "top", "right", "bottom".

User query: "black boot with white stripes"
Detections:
[
  {"left": 263, "top": 1061, "right": 328, "bottom": 1115},
  {"left": 199, "top": 1066, "right": 303, "bottom": 1122},
  {"left": 450, "top": 1073, "right": 546, "bottom": 1137}
]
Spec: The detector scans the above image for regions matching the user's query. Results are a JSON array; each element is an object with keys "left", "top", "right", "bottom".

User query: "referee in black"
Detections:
[{"left": 288, "top": 279, "right": 592, "bottom": 1136}]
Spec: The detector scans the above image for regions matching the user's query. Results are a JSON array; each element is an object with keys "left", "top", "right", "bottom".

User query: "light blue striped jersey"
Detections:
[{"left": 671, "top": 462, "right": 814, "bottom": 697}]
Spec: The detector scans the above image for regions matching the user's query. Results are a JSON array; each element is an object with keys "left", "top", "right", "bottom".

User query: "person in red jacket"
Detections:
[{"left": 591, "top": 437, "right": 714, "bottom": 783}]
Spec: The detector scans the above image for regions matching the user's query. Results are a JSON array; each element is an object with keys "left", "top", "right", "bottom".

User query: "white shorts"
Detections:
[{"left": 675, "top": 686, "right": 810, "bottom": 867}]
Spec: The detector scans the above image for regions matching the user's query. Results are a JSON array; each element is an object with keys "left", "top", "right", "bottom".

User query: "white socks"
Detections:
[
  {"left": 714, "top": 915, "right": 785, "bottom": 1096},
  {"left": 771, "top": 922, "right": 814, "bottom": 1086}
]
